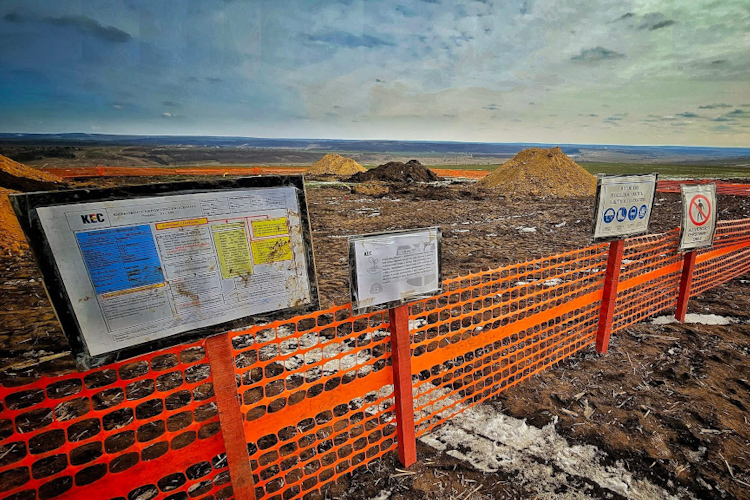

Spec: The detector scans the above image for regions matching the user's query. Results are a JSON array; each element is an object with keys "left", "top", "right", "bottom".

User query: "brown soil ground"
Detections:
[{"left": 1, "top": 177, "right": 749, "bottom": 498}]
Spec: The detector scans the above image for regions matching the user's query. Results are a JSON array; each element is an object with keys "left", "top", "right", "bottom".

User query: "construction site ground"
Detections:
[{"left": 1, "top": 178, "right": 749, "bottom": 499}]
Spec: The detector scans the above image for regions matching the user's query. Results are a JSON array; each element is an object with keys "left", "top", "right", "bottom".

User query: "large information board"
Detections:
[
  {"left": 592, "top": 173, "right": 658, "bottom": 242},
  {"left": 349, "top": 227, "right": 442, "bottom": 314},
  {"left": 12, "top": 177, "right": 318, "bottom": 368},
  {"left": 679, "top": 183, "right": 717, "bottom": 252}
]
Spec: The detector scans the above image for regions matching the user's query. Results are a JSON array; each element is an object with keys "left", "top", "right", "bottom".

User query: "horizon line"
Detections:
[{"left": 1, "top": 131, "right": 749, "bottom": 150}]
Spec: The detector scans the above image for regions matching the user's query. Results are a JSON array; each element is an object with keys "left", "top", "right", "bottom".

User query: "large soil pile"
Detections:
[
  {"left": 308, "top": 153, "right": 366, "bottom": 176},
  {"left": 0, "top": 155, "right": 67, "bottom": 255},
  {"left": 0, "top": 154, "right": 66, "bottom": 191},
  {"left": 348, "top": 159, "right": 439, "bottom": 183},
  {"left": 477, "top": 147, "right": 595, "bottom": 197}
]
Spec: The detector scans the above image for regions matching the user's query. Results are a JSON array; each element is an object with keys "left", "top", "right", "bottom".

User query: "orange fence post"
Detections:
[
  {"left": 596, "top": 239, "right": 625, "bottom": 354},
  {"left": 388, "top": 304, "right": 417, "bottom": 467},
  {"left": 206, "top": 332, "right": 257, "bottom": 500},
  {"left": 675, "top": 250, "right": 697, "bottom": 322}
]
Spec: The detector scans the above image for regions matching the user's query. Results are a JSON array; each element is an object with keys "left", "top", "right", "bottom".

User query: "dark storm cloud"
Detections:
[
  {"left": 571, "top": 46, "right": 625, "bottom": 62},
  {"left": 677, "top": 112, "right": 699, "bottom": 118},
  {"left": 712, "top": 117, "right": 733, "bottom": 122},
  {"left": 483, "top": 104, "right": 500, "bottom": 110},
  {"left": 615, "top": 13, "right": 635, "bottom": 21},
  {"left": 4, "top": 11, "right": 131, "bottom": 43},
  {"left": 698, "top": 103, "right": 732, "bottom": 109},
  {"left": 306, "top": 31, "right": 394, "bottom": 48},
  {"left": 727, "top": 109, "right": 745, "bottom": 115},
  {"left": 605, "top": 116, "right": 623, "bottom": 121},
  {"left": 647, "top": 19, "right": 675, "bottom": 30}
]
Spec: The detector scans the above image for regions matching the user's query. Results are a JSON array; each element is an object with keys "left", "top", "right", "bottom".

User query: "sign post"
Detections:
[
  {"left": 675, "top": 184, "right": 717, "bottom": 321},
  {"left": 348, "top": 227, "right": 442, "bottom": 467},
  {"left": 591, "top": 174, "right": 658, "bottom": 353}
]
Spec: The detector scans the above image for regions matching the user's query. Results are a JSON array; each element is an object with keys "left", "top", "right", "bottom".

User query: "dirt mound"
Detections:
[
  {"left": 477, "top": 147, "right": 595, "bottom": 197},
  {"left": 0, "top": 154, "right": 66, "bottom": 191},
  {"left": 308, "top": 153, "right": 366, "bottom": 176},
  {"left": 0, "top": 188, "right": 27, "bottom": 256},
  {"left": 351, "top": 181, "right": 389, "bottom": 197},
  {"left": 0, "top": 155, "right": 68, "bottom": 255},
  {"left": 348, "top": 159, "right": 439, "bottom": 183}
]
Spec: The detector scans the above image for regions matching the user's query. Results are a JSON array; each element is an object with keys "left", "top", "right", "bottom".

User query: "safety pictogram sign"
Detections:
[
  {"left": 680, "top": 184, "right": 717, "bottom": 251},
  {"left": 592, "top": 173, "right": 658, "bottom": 242},
  {"left": 688, "top": 194, "right": 711, "bottom": 226}
]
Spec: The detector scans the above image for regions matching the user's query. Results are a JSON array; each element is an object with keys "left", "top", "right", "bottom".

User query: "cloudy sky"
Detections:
[{"left": 1, "top": 0, "right": 749, "bottom": 146}]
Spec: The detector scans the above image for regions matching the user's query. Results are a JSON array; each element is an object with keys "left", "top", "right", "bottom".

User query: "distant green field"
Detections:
[
  {"left": 580, "top": 162, "right": 750, "bottom": 179},
  {"left": 422, "top": 162, "right": 750, "bottom": 179}
]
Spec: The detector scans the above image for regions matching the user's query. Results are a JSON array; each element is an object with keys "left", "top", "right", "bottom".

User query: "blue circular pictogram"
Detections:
[
  {"left": 603, "top": 208, "right": 615, "bottom": 223},
  {"left": 638, "top": 204, "right": 648, "bottom": 219},
  {"left": 616, "top": 207, "right": 627, "bottom": 222},
  {"left": 628, "top": 206, "right": 638, "bottom": 221}
]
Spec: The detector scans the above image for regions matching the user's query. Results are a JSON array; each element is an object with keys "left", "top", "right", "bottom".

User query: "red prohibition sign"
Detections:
[{"left": 689, "top": 194, "right": 711, "bottom": 226}]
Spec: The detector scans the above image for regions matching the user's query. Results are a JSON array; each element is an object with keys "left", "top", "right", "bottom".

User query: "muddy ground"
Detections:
[{"left": 1, "top": 178, "right": 749, "bottom": 498}]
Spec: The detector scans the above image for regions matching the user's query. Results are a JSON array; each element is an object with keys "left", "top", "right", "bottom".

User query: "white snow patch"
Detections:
[
  {"left": 651, "top": 314, "right": 738, "bottom": 326},
  {"left": 366, "top": 488, "right": 392, "bottom": 500},
  {"left": 543, "top": 278, "right": 563, "bottom": 287},
  {"left": 517, "top": 226, "right": 537, "bottom": 233},
  {"left": 420, "top": 404, "right": 683, "bottom": 500}
]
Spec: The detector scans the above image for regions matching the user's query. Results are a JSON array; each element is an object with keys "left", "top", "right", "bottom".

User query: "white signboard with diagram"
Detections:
[
  {"left": 349, "top": 227, "right": 442, "bottom": 314},
  {"left": 11, "top": 177, "right": 318, "bottom": 367},
  {"left": 679, "top": 183, "right": 717, "bottom": 252},
  {"left": 592, "top": 173, "right": 658, "bottom": 242}
]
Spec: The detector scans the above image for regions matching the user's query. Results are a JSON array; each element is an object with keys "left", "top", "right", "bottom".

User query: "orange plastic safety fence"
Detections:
[
  {"left": 657, "top": 180, "right": 750, "bottom": 196},
  {"left": 405, "top": 245, "right": 608, "bottom": 436},
  {"left": 691, "top": 220, "right": 750, "bottom": 297},
  {"left": 611, "top": 230, "right": 683, "bottom": 333},
  {"left": 230, "top": 304, "right": 397, "bottom": 500},
  {"left": 4, "top": 217, "right": 750, "bottom": 500},
  {"left": 0, "top": 341, "right": 231, "bottom": 500}
]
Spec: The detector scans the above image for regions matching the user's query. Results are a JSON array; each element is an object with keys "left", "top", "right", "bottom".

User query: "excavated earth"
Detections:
[{"left": 1, "top": 178, "right": 749, "bottom": 499}]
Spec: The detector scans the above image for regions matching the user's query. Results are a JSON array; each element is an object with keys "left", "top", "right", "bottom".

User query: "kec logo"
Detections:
[{"left": 81, "top": 213, "right": 106, "bottom": 224}]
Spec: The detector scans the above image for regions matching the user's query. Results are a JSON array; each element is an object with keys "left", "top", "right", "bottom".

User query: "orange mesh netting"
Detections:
[
  {"left": 0, "top": 342, "right": 231, "bottom": 500},
  {"left": 406, "top": 245, "right": 608, "bottom": 435},
  {"left": 230, "top": 304, "right": 397, "bottom": 499},
  {"left": 2, "top": 218, "right": 750, "bottom": 499}
]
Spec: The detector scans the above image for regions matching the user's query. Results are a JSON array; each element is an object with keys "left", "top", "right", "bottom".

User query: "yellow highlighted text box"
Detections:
[
  {"left": 252, "top": 237, "right": 292, "bottom": 264},
  {"left": 155, "top": 218, "right": 208, "bottom": 230},
  {"left": 252, "top": 217, "right": 289, "bottom": 237}
]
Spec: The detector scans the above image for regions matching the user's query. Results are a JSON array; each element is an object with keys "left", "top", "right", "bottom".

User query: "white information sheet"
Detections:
[
  {"left": 350, "top": 228, "right": 441, "bottom": 313},
  {"left": 680, "top": 184, "right": 717, "bottom": 251},
  {"left": 36, "top": 186, "right": 312, "bottom": 356},
  {"left": 593, "top": 174, "right": 657, "bottom": 241}
]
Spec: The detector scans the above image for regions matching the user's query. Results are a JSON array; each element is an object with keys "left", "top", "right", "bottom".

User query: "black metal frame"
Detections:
[{"left": 10, "top": 176, "right": 319, "bottom": 370}]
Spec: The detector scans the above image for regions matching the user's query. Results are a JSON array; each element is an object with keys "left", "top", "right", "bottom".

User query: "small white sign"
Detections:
[
  {"left": 349, "top": 228, "right": 441, "bottom": 314},
  {"left": 680, "top": 184, "right": 717, "bottom": 251},
  {"left": 592, "top": 174, "right": 658, "bottom": 241}
]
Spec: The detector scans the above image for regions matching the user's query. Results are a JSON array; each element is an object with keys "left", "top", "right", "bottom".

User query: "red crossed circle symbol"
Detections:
[{"left": 689, "top": 194, "right": 711, "bottom": 226}]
